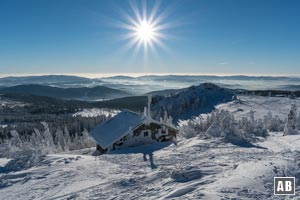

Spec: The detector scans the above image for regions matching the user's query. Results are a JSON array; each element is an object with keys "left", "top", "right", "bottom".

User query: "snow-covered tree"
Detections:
[
  {"left": 205, "top": 121, "right": 221, "bottom": 137},
  {"left": 81, "top": 129, "right": 96, "bottom": 148},
  {"left": 283, "top": 104, "right": 298, "bottom": 135},
  {"left": 269, "top": 115, "right": 283, "bottom": 132},
  {"left": 181, "top": 107, "right": 268, "bottom": 143},
  {"left": 0, "top": 107, "right": 111, "bottom": 159},
  {"left": 54, "top": 128, "right": 65, "bottom": 152},
  {"left": 9, "top": 130, "right": 23, "bottom": 157},
  {"left": 63, "top": 126, "right": 71, "bottom": 151},
  {"left": 161, "top": 110, "right": 174, "bottom": 126},
  {"left": 263, "top": 112, "right": 273, "bottom": 130},
  {"left": 219, "top": 110, "right": 234, "bottom": 136},
  {"left": 297, "top": 112, "right": 300, "bottom": 130},
  {"left": 41, "top": 122, "right": 55, "bottom": 154},
  {"left": 254, "top": 119, "right": 268, "bottom": 137}
]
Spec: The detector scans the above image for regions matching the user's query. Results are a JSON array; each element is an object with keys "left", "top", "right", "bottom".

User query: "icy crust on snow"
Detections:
[
  {"left": 1, "top": 134, "right": 300, "bottom": 199},
  {"left": 89, "top": 110, "right": 144, "bottom": 149}
]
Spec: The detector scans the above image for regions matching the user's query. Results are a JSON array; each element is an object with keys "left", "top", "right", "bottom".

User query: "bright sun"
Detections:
[
  {"left": 117, "top": 1, "right": 176, "bottom": 55},
  {"left": 135, "top": 20, "right": 155, "bottom": 43}
]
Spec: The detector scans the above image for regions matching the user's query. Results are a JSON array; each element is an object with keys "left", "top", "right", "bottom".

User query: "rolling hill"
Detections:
[
  {"left": 0, "top": 75, "right": 95, "bottom": 86},
  {"left": 0, "top": 84, "right": 130, "bottom": 100},
  {"left": 150, "top": 83, "right": 235, "bottom": 121}
]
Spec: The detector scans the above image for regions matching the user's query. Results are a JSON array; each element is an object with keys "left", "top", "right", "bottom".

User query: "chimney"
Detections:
[{"left": 148, "top": 95, "right": 151, "bottom": 118}]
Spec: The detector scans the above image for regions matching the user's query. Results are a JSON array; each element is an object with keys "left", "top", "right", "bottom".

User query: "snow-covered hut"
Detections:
[{"left": 89, "top": 109, "right": 178, "bottom": 153}]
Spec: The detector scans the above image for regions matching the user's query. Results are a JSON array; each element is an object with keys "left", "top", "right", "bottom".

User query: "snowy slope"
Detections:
[
  {"left": 217, "top": 95, "right": 300, "bottom": 120},
  {"left": 1, "top": 133, "right": 300, "bottom": 200}
]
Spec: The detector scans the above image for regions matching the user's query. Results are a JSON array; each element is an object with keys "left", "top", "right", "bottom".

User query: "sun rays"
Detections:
[{"left": 117, "top": 0, "right": 173, "bottom": 57}]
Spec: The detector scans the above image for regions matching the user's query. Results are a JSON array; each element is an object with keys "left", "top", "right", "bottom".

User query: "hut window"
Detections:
[{"left": 144, "top": 131, "right": 149, "bottom": 137}]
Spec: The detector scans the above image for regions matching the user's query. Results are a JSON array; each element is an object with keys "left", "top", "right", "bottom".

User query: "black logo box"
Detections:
[{"left": 274, "top": 177, "right": 295, "bottom": 195}]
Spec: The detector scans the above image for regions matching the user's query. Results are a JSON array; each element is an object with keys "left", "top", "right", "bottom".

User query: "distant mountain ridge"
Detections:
[
  {"left": 0, "top": 84, "right": 130, "bottom": 100},
  {"left": 0, "top": 75, "right": 104, "bottom": 88},
  {"left": 133, "top": 75, "right": 300, "bottom": 82},
  {"left": 97, "top": 74, "right": 300, "bottom": 83},
  {"left": 1, "top": 74, "right": 300, "bottom": 92}
]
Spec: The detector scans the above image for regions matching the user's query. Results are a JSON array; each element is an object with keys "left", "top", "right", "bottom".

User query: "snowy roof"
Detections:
[{"left": 89, "top": 110, "right": 145, "bottom": 149}]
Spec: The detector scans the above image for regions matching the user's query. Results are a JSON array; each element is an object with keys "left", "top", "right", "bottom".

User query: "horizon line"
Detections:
[{"left": 0, "top": 72, "right": 300, "bottom": 79}]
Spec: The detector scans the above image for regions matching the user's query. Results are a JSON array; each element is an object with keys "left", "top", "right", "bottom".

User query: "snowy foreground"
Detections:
[
  {"left": 1, "top": 95, "right": 300, "bottom": 200},
  {"left": 1, "top": 133, "right": 300, "bottom": 200}
]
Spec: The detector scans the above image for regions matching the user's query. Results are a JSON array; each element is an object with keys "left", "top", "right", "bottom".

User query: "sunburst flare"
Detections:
[{"left": 117, "top": 0, "right": 174, "bottom": 56}]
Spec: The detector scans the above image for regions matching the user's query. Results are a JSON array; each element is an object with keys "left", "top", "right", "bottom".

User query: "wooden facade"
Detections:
[{"left": 105, "top": 122, "right": 177, "bottom": 152}]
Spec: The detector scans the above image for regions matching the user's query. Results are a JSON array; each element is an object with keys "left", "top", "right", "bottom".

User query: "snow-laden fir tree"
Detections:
[
  {"left": 63, "top": 126, "right": 72, "bottom": 151},
  {"left": 9, "top": 130, "right": 23, "bottom": 158},
  {"left": 205, "top": 120, "right": 222, "bottom": 137},
  {"left": 254, "top": 119, "right": 268, "bottom": 137},
  {"left": 219, "top": 110, "right": 234, "bottom": 137},
  {"left": 297, "top": 111, "right": 300, "bottom": 130},
  {"left": 283, "top": 104, "right": 298, "bottom": 135},
  {"left": 263, "top": 112, "right": 273, "bottom": 129},
  {"left": 54, "top": 128, "right": 66, "bottom": 152},
  {"left": 41, "top": 122, "right": 55, "bottom": 154},
  {"left": 269, "top": 115, "right": 283, "bottom": 132}
]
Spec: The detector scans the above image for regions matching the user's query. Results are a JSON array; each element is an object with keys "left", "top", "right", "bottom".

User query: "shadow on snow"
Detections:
[
  {"left": 108, "top": 141, "right": 174, "bottom": 169},
  {"left": 227, "top": 139, "right": 268, "bottom": 149}
]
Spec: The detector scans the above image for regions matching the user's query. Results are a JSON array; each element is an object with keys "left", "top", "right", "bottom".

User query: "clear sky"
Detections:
[{"left": 0, "top": 0, "right": 299, "bottom": 76}]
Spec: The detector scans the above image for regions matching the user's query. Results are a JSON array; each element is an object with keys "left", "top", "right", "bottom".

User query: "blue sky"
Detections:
[{"left": 0, "top": 0, "right": 299, "bottom": 76}]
